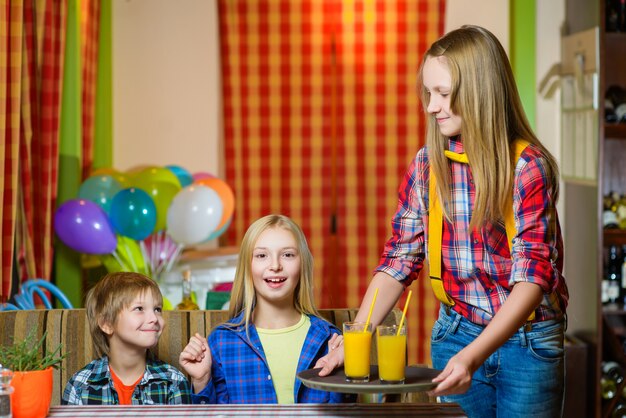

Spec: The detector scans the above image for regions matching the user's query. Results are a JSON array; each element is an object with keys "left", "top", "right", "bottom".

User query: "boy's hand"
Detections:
[
  {"left": 179, "top": 332, "right": 212, "bottom": 393},
  {"left": 314, "top": 333, "right": 344, "bottom": 376}
]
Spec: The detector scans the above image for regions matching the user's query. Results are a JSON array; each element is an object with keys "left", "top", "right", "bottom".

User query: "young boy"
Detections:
[{"left": 62, "top": 272, "right": 191, "bottom": 405}]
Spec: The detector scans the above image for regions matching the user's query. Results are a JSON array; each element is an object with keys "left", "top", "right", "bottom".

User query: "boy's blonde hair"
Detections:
[
  {"left": 228, "top": 214, "right": 320, "bottom": 330},
  {"left": 418, "top": 25, "right": 560, "bottom": 230},
  {"left": 86, "top": 272, "right": 163, "bottom": 357}
]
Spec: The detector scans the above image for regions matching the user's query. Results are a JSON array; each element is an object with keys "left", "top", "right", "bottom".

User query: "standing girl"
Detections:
[
  {"left": 316, "top": 25, "right": 569, "bottom": 418},
  {"left": 180, "top": 214, "right": 348, "bottom": 404}
]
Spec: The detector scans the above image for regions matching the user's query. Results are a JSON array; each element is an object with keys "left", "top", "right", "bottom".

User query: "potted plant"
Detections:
[{"left": 0, "top": 330, "right": 65, "bottom": 418}]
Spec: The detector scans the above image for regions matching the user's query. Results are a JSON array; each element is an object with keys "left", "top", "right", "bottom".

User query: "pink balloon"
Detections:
[{"left": 192, "top": 171, "right": 217, "bottom": 181}]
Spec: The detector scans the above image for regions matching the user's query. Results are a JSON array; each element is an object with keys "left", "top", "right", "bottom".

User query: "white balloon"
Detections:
[{"left": 166, "top": 185, "right": 224, "bottom": 245}]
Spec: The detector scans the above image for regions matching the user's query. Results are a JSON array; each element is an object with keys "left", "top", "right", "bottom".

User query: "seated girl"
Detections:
[{"left": 179, "top": 214, "right": 350, "bottom": 403}]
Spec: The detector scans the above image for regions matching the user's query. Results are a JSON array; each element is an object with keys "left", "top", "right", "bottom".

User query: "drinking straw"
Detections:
[
  {"left": 364, "top": 288, "right": 379, "bottom": 332},
  {"left": 397, "top": 290, "right": 413, "bottom": 336}
]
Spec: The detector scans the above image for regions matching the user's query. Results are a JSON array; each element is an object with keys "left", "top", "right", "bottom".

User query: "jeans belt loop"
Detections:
[
  {"left": 519, "top": 323, "right": 530, "bottom": 347},
  {"left": 449, "top": 308, "right": 462, "bottom": 334}
]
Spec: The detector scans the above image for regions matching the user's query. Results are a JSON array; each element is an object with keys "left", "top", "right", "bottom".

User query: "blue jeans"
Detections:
[{"left": 430, "top": 306, "right": 565, "bottom": 418}]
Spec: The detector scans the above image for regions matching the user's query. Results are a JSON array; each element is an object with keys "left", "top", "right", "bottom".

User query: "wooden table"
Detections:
[{"left": 47, "top": 403, "right": 467, "bottom": 417}]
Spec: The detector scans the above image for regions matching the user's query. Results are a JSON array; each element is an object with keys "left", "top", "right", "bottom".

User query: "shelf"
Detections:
[
  {"left": 604, "top": 230, "right": 626, "bottom": 246},
  {"left": 605, "top": 124, "right": 626, "bottom": 140}
]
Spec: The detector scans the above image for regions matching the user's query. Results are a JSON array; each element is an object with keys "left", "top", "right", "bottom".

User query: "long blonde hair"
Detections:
[
  {"left": 227, "top": 214, "right": 320, "bottom": 330},
  {"left": 418, "top": 25, "right": 560, "bottom": 229}
]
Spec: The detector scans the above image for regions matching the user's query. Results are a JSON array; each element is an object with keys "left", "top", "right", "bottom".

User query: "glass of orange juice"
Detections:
[
  {"left": 343, "top": 322, "right": 372, "bottom": 382},
  {"left": 376, "top": 324, "right": 407, "bottom": 384}
]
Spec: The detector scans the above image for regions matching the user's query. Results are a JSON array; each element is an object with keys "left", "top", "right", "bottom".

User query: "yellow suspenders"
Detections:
[{"left": 428, "top": 139, "right": 533, "bottom": 320}]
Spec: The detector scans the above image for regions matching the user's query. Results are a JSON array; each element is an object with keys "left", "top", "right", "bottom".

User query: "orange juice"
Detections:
[
  {"left": 343, "top": 322, "right": 372, "bottom": 382},
  {"left": 344, "top": 331, "right": 371, "bottom": 380},
  {"left": 377, "top": 333, "right": 407, "bottom": 382}
]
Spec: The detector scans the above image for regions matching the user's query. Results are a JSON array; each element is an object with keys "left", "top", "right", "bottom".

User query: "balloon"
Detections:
[
  {"left": 133, "top": 166, "right": 181, "bottom": 189},
  {"left": 90, "top": 167, "right": 131, "bottom": 188},
  {"left": 192, "top": 171, "right": 216, "bottom": 181},
  {"left": 54, "top": 199, "right": 117, "bottom": 254},
  {"left": 109, "top": 188, "right": 157, "bottom": 241},
  {"left": 205, "top": 217, "right": 232, "bottom": 241},
  {"left": 133, "top": 179, "right": 181, "bottom": 232},
  {"left": 166, "top": 165, "right": 193, "bottom": 187},
  {"left": 194, "top": 178, "right": 235, "bottom": 230},
  {"left": 99, "top": 235, "right": 147, "bottom": 274},
  {"left": 166, "top": 185, "right": 223, "bottom": 245},
  {"left": 78, "top": 175, "right": 122, "bottom": 214}
]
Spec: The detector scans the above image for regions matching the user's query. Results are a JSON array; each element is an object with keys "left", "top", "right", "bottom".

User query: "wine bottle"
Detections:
[
  {"left": 176, "top": 269, "right": 199, "bottom": 310},
  {"left": 604, "top": 361, "right": 625, "bottom": 385},
  {"left": 604, "top": 193, "right": 620, "bottom": 229},
  {"left": 603, "top": 374, "right": 618, "bottom": 400},
  {"left": 607, "top": 0, "right": 621, "bottom": 32},
  {"left": 608, "top": 246, "right": 622, "bottom": 305},
  {"left": 614, "top": 400, "right": 626, "bottom": 418},
  {"left": 606, "top": 85, "right": 626, "bottom": 123},
  {"left": 618, "top": 195, "right": 626, "bottom": 229}
]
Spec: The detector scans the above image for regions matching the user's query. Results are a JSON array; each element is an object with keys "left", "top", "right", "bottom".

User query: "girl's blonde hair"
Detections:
[
  {"left": 86, "top": 272, "right": 163, "bottom": 357},
  {"left": 227, "top": 214, "right": 320, "bottom": 330},
  {"left": 418, "top": 25, "right": 560, "bottom": 229}
]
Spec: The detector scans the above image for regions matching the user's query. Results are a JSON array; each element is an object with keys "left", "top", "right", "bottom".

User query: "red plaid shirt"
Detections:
[{"left": 376, "top": 138, "right": 568, "bottom": 325}]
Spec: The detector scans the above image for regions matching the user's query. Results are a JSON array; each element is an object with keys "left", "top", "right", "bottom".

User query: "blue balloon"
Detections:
[
  {"left": 165, "top": 165, "right": 193, "bottom": 187},
  {"left": 54, "top": 199, "right": 117, "bottom": 254},
  {"left": 78, "top": 175, "right": 122, "bottom": 214},
  {"left": 109, "top": 188, "right": 157, "bottom": 241},
  {"left": 204, "top": 217, "right": 232, "bottom": 242}
]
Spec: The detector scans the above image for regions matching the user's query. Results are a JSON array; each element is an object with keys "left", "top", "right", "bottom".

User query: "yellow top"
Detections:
[{"left": 256, "top": 314, "right": 310, "bottom": 403}]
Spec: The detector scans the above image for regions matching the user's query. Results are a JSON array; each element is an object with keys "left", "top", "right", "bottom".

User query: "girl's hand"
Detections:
[
  {"left": 179, "top": 332, "right": 213, "bottom": 393},
  {"left": 314, "top": 333, "right": 345, "bottom": 376},
  {"left": 427, "top": 352, "right": 473, "bottom": 397}
]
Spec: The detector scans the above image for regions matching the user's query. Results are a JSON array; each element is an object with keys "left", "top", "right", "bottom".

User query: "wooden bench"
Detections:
[{"left": 0, "top": 308, "right": 428, "bottom": 405}]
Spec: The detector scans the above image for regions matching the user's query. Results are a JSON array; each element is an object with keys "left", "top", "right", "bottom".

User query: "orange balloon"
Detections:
[{"left": 194, "top": 178, "right": 235, "bottom": 229}]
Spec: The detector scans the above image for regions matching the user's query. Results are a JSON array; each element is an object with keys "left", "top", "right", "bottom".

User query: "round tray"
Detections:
[{"left": 297, "top": 365, "right": 440, "bottom": 394}]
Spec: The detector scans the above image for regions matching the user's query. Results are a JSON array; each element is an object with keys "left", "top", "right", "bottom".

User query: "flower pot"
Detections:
[{"left": 10, "top": 367, "right": 53, "bottom": 418}]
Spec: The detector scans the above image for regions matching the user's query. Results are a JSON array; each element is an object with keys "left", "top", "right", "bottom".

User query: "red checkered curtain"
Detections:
[
  {"left": 1, "top": 0, "right": 66, "bottom": 299},
  {"left": 0, "top": 0, "right": 23, "bottom": 298},
  {"left": 80, "top": 0, "right": 100, "bottom": 179},
  {"left": 219, "top": 0, "right": 444, "bottom": 365}
]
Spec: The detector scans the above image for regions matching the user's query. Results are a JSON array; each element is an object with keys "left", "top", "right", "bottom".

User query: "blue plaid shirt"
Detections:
[
  {"left": 192, "top": 313, "right": 351, "bottom": 404},
  {"left": 62, "top": 355, "right": 191, "bottom": 405}
]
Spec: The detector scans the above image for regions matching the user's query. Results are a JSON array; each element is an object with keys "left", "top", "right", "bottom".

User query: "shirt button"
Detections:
[
  {"left": 473, "top": 239, "right": 479, "bottom": 244},
  {"left": 267, "top": 375, "right": 272, "bottom": 380}
]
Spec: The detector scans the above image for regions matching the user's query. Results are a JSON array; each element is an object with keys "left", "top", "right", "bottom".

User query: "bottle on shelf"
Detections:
[
  {"left": 607, "top": 245, "right": 622, "bottom": 306},
  {"left": 604, "top": 373, "right": 619, "bottom": 401},
  {"left": 607, "top": 0, "right": 621, "bottom": 32},
  {"left": 604, "top": 361, "right": 625, "bottom": 386},
  {"left": 176, "top": 269, "right": 199, "bottom": 310},
  {"left": 614, "top": 382, "right": 626, "bottom": 418},
  {"left": 618, "top": 195, "right": 626, "bottom": 230},
  {"left": 605, "top": 192, "right": 620, "bottom": 229},
  {"left": 606, "top": 85, "right": 626, "bottom": 123}
]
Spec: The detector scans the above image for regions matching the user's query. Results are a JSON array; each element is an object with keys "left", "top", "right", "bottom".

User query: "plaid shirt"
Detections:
[
  {"left": 192, "top": 313, "right": 350, "bottom": 404},
  {"left": 376, "top": 138, "right": 569, "bottom": 325},
  {"left": 62, "top": 355, "right": 191, "bottom": 405}
]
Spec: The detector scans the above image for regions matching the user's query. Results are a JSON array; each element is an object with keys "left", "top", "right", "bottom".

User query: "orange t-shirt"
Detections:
[{"left": 110, "top": 367, "right": 142, "bottom": 405}]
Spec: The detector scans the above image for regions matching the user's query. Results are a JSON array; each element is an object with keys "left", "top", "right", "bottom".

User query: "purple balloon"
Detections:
[{"left": 54, "top": 199, "right": 117, "bottom": 254}]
